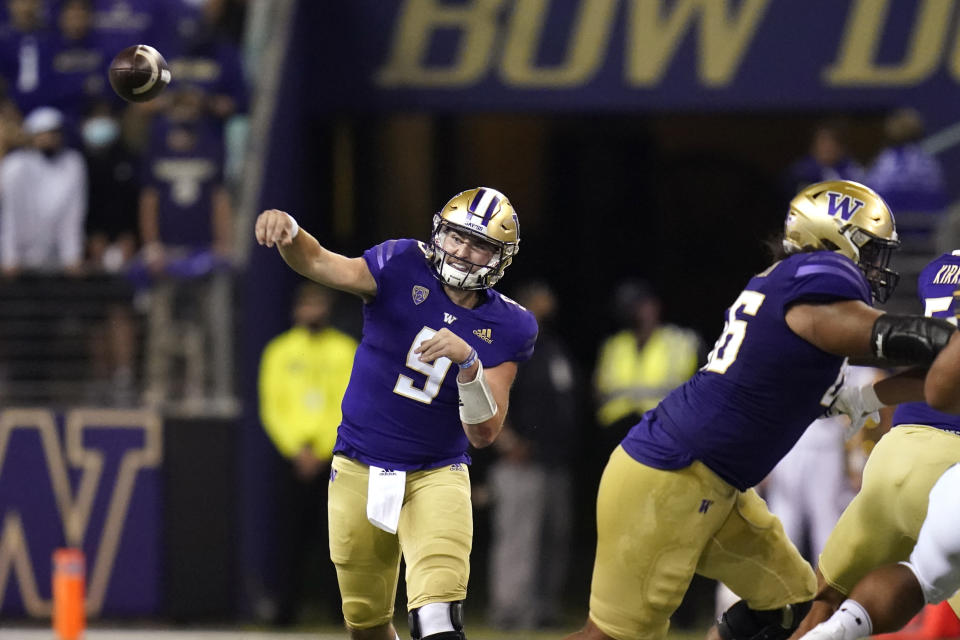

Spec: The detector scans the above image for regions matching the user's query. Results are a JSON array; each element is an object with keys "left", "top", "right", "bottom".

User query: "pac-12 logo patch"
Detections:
[{"left": 412, "top": 285, "right": 429, "bottom": 305}]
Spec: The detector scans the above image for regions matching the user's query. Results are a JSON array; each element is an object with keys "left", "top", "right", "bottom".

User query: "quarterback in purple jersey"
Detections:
[
  {"left": 563, "top": 180, "right": 957, "bottom": 640},
  {"left": 255, "top": 187, "right": 537, "bottom": 640},
  {"left": 790, "top": 252, "right": 960, "bottom": 639}
]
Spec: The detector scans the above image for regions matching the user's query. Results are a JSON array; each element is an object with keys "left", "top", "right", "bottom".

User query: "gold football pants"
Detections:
[
  {"left": 327, "top": 455, "right": 473, "bottom": 630},
  {"left": 589, "top": 446, "right": 815, "bottom": 640}
]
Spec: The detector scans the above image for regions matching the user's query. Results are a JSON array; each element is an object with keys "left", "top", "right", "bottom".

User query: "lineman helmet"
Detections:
[{"left": 784, "top": 180, "right": 900, "bottom": 302}]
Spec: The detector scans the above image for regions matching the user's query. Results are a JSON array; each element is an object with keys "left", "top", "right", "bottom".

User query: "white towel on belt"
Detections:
[{"left": 367, "top": 466, "right": 406, "bottom": 534}]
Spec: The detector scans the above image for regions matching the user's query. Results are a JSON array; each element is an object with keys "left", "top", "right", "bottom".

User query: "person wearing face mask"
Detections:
[
  {"left": 80, "top": 101, "right": 140, "bottom": 405},
  {"left": 47, "top": 0, "right": 109, "bottom": 128},
  {"left": 258, "top": 281, "right": 358, "bottom": 626},
  {"left": 0, "top": 105, "right": 87, "bottom": 277},
  {"left": 82, "top": 101, "right": 138, "bottom": 271}
]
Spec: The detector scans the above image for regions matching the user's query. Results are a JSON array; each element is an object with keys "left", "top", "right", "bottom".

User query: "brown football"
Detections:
[{"left": 108, "top": 44, "right": 171, "bottom": 103}]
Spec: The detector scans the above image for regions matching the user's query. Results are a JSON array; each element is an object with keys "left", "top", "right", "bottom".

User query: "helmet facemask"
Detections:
[
  {"left": 844, "top": 226, "right": 900, "bottom": 303},
  {"left": 430, "top": 221, "right": 509, "bottom": 290}
]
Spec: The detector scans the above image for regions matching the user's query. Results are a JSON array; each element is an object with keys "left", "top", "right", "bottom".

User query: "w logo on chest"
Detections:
[
  {"left": 443, "top": 313, "right": 457, "bottom": 324},
  {"left": 825, "top": 191, "right": 865, "bottom": 221}
]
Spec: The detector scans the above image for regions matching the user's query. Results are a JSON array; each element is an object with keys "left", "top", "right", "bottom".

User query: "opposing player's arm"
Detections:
[
  {"left": 254, "top": 209, "right": 377, "bottom": 300},
  {"left": 925, "top": 332, "right": 960, "bottom": 412}
]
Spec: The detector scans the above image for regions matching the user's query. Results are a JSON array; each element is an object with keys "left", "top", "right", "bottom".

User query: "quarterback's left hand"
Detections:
[
  {"left": 416, "top": 328, "right": 473, "bottom": 365},
  {"left": 827, "top": 383, "right": 883, "bottom": 440}
]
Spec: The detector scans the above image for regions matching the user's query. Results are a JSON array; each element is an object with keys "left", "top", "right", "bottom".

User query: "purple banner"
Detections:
[
  {"left": 0, "top": 409, "right": 163, "bottom": 617},
  {"left": 313, "top": 0, "right": 960, "bottom": 124}
]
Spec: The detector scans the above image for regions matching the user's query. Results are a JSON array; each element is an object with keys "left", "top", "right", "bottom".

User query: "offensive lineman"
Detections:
[
  {"left": 255, "top": 187, "right": 537, "bottom": 640},
  {"left": 562, "top": 180, "right": 957, "bottom": 640}
]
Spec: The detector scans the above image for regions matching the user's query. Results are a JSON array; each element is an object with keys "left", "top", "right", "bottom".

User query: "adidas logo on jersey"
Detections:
[
  {"left": 443, "top": 312, "right": 457, "bottom": 324},
  {"left": 473, "top": 328, "right": 493, "bottom": 343}
]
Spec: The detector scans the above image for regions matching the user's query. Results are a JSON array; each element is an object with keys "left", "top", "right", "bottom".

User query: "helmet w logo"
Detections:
[{"left": 826, "top": 191, "right": 866, "bottom": 221}]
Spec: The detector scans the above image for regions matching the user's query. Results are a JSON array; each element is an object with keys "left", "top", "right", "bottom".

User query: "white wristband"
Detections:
[
  {"left": 457, "top": 360, "right": 498, "bottom": 424},
  {"left": 286, "top": 213, "right": 300, "bottom": 239}
]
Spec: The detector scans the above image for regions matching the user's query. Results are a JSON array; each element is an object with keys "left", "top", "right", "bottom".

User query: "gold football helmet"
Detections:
[
  {"left": 428, "top": 187, "right": 520, "bottom": 290},
  {"left": 784, "top": 180, "right": 900, "bottom": 302}
]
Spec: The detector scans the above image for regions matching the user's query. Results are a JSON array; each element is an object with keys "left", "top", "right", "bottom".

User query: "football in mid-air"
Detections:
[{"left": 108, "top": 44, "right": 171, "bottom": 103}]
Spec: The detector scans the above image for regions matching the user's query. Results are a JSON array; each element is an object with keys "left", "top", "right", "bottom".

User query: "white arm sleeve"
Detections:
[{"left": 457, "top": 360, "right": 498, "bottom": 424}]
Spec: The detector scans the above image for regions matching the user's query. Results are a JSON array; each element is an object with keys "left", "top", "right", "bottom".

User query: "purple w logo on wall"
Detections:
[{"left": 826, "top": 191, "right": 865, "bottom": 221}]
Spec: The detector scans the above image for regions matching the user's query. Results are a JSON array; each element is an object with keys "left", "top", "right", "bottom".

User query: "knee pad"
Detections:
[
  {"left": 409, "top": 601, "right": 465, "bottom": 640},
  {"left": 718, "top": 599, "right": 812, "bottom": 640}
]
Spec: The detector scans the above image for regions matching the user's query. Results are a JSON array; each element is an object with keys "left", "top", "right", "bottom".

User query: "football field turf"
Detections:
[{"left": 0, "top": 626, "right": 709, "bottom": 640}]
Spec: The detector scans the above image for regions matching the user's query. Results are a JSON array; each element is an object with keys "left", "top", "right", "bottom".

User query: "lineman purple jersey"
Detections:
[
  {"left": 335, "top": 239, "right": 538, "bottom": 470},
  {"left": 621, "top": 251, "right": 872, "bottom": 490},
  {"left": 892, "top": 251, "right": 960, "bottom": 433}
]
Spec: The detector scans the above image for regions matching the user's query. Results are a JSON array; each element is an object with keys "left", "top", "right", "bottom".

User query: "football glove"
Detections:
[{"left": 827, "top": 382, "right": 883, "bottom": 440}]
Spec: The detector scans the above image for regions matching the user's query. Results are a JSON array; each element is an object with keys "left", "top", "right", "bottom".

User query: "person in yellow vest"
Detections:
[
  {"left": 259, "top": 281, "right": 358, "bottom": 626},
  {"left": 594, "top": 280, "right": 703, "bottom": 447}
]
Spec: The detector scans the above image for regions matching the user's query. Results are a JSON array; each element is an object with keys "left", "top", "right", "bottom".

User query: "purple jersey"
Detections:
[
  {"left": 892, "top": 251, "right": 960, "bottom": 434},
  {"left": 622, "top": 251, "right": 872, "bottom": 490},
  {"left": 335, "top": 239, "right": 538, "bottom": 470},
  {"left": 143, "top": 118, "right": 224, "bottom": 248}
]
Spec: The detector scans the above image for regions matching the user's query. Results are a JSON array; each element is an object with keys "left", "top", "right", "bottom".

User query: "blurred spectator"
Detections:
[
  {"left": 135, "top": 86, "right": 233, "bottom": 410},
  {"left": 487, "top": 280, "right": 581, "bottom": 631},
  {"left": 88, "top": 0, "right": 164, "bottom": 54},
  {"left": 163, "top": 0, "right": 247, "bottom": 126},
  {"left": 82, "top": 99, "right": 138, "bottom": 271},
  {"left": 594, "top": 280, "right": 702, "bottom": 449},
  {"left": 0, "top": 94, "right": 25, "bottom": 154},
  {"left": 864, "top": 108, "right": 947, "bottom": 219},
  {"left": 786, "top": 119, "right": 864, "bottom": 193},
  {"left": 46, "top": 0, "right": 109, "bottom": 129},
  {"left": 0, "top": 105, "right": 86, "bottom": 276},
  {"left": 138, "top": 87, "right": 231, "bottom": 265},
  {"left": 0, "top": 0, "right": 53, "bottom": 114},
  {"left": 258, "top": 282, "right": 357, "bottom": 626},
  {"left": 81, "top": 99, "right": 139, "bottom": 406}
]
